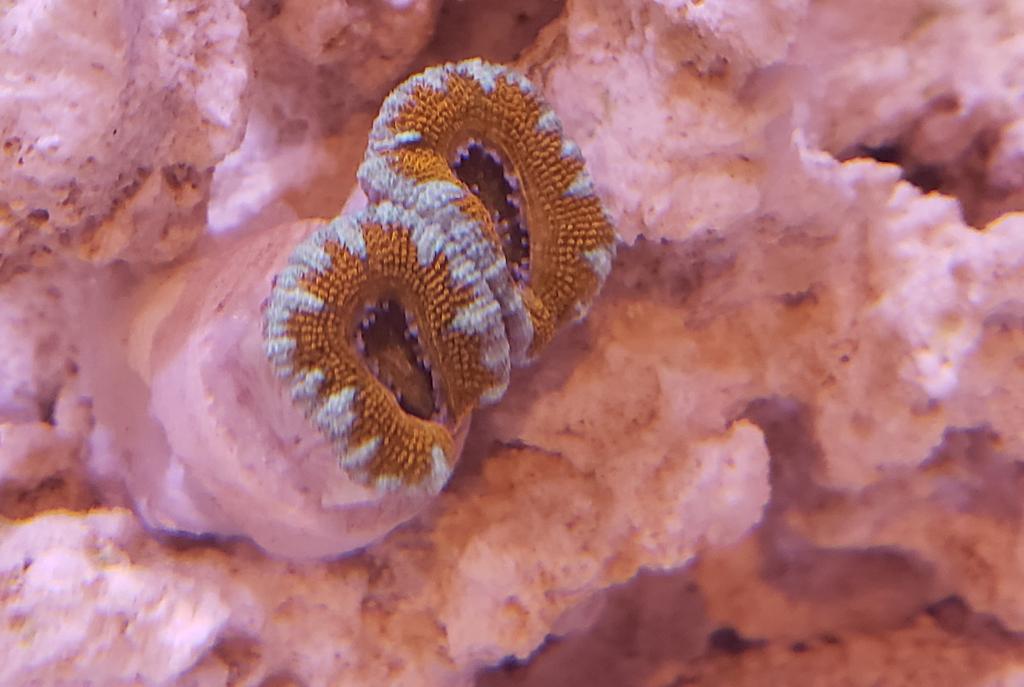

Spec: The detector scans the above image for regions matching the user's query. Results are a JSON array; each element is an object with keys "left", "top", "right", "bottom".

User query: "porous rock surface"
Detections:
[
  {"left": 1, "top": 0, "right": 1023, "bottom": 686},
  {"left": 0, "top": 0, "right": 250, "bottom": 269}
]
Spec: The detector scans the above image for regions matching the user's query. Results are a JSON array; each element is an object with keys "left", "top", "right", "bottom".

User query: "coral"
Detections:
[
  {"left": 268, "top": 61, "right": 615, "bottom": 490},
  {"left": 0, "top": 0, "right": 1022, "bottom": 685}
]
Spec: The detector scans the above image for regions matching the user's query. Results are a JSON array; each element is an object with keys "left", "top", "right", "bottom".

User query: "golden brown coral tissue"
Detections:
[{"left": 264, "top": 59, "right": 617, "bottom": 492}]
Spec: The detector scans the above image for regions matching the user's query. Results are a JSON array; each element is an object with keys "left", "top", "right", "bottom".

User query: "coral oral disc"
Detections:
[
  {"left": 356, "top": 298, "right": 442, "bottom": 423},
  {"left": 450, "top": 139, "right": 532, "bottom": 285}
]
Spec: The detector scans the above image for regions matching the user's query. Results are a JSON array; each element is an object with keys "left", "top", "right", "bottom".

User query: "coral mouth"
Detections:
[
  {"left": 451, "top": 139, "right": 531, "bottom": 283},
  {"left": 355, "top": 298, "right": 447, "bottom": 424}
]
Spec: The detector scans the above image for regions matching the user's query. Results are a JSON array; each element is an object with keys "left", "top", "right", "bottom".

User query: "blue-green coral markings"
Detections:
[{"left": 266, "top": 59, "right": 615, "bottom": 491}]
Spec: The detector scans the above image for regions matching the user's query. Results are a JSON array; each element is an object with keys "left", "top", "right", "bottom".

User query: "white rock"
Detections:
[
  {"left": 0, "top": 0, "right": 250, "bottom": 265},
  {"left": 0, "top": 510, "right": 235, "bottom": 686}
]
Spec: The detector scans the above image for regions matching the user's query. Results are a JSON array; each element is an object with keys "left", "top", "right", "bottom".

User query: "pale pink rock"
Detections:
[
  {"left": 492, "top": 0, "right": 1024, "bottom": 682},
  {"left": 244, "top": 0, "right": 439, "bottom": 138},
  {"left": 0, "top": 0, "right": 249, "bottom": 266},
  {"left": 439, "top": 421, "right": 769, "bottom": 664},
  {"left": 653, "top": 0, "right": 807, "bottom": 75},
  {"left": 519, "top": 0, "right": 1024, "bottom": 492},
  {"left": 207, "top": 0, "right": 440, "bottom": 236},
  {"left": 785, "top": 0, "right": 1024, "bottom": 228},
  {"left": 989, "top": 119, "right": 1024, "bottom": 192},
  {"left": 479, "top": 575, "right": 1024, "bottom": 687},
  {"left": 1, "top": 414, "right": 767, "bottom": 686},
  {"left": 0, "top": 265, "right": 75, "bottom": 423},
  {"left": 269, "top": 0, "right": 438, "bottom": 69},
  {"left": 206, "top": 111, "right": 335, "bottom": 234},
  {"left": 0, "top": 262, "right": 95, "bottom": 511},
  {"left": 764, "top": 152, "right": 1024, "bottom": 489},
  {"left": 784, "top": 427, "right": 1024, "bottom": 631},
  {"left": 527, "top": 0, "right": 1024, "bottom": 239},
  {"left": 0, "top": 422, "right": 77, "bottom": 493},
  {"left": 0, "top": 510, "right": 236, "bottom": 686}
]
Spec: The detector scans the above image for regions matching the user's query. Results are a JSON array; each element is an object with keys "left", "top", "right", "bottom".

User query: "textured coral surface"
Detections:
[{"left": 2, "top": 0, "right": 1023, "bottom": 686}]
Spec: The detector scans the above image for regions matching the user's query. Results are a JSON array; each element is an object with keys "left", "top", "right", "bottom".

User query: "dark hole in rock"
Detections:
[
  {"left": 854, "top": 143, "right": 944, "bottom": 194},
  {"left": 859, "top": 143, "right": 902, "bottom": 165},
  {"left": 451, "top": 142, "right": 530, "bottom": 282},
  {"left": 357, "top": 299, "right": 438, "bottom": 421},
  {"left": 39, "top": 394, "right": 57, "bottom": 426},
  {"left": 707, "top": 626, "right": 762, "bottom": 655},
  {"left": 926, "top": 595, "right": 970, "bottom": 635},
  {"left": 256, "top": 0, "right": 283, "bottom": 20},
  {"left": 903, "top": 164, "right": 944, "bottom": 193},
  {"left": 497, "top": 654, "right": 524, "bottom": 673},
  {"left": 780, "top": 288, "right": 818, "bottom": 308},
  {"left": 27, "top": 208, "right": 49, "bottom": 223},
  {"left": 162, "top": 163, "right": 200, "bottom": 191}
]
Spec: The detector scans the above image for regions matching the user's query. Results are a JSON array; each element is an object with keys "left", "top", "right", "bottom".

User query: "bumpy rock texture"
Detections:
[
  {"left": 1, "top": 0, "right": 1023, "bottom": 685},
  {"left": 0, "top": 0, "right": 250, "bottom": 269}
]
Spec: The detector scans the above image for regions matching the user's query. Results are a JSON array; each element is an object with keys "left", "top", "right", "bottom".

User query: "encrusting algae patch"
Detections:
[{"left": 263, "top": 59, "right": 617, "bottom": 492}]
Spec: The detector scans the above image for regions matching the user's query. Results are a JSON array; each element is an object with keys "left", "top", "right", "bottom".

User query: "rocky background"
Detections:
[{"left": 1, "top": 0, "right": 1023, "bottom": 685}]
